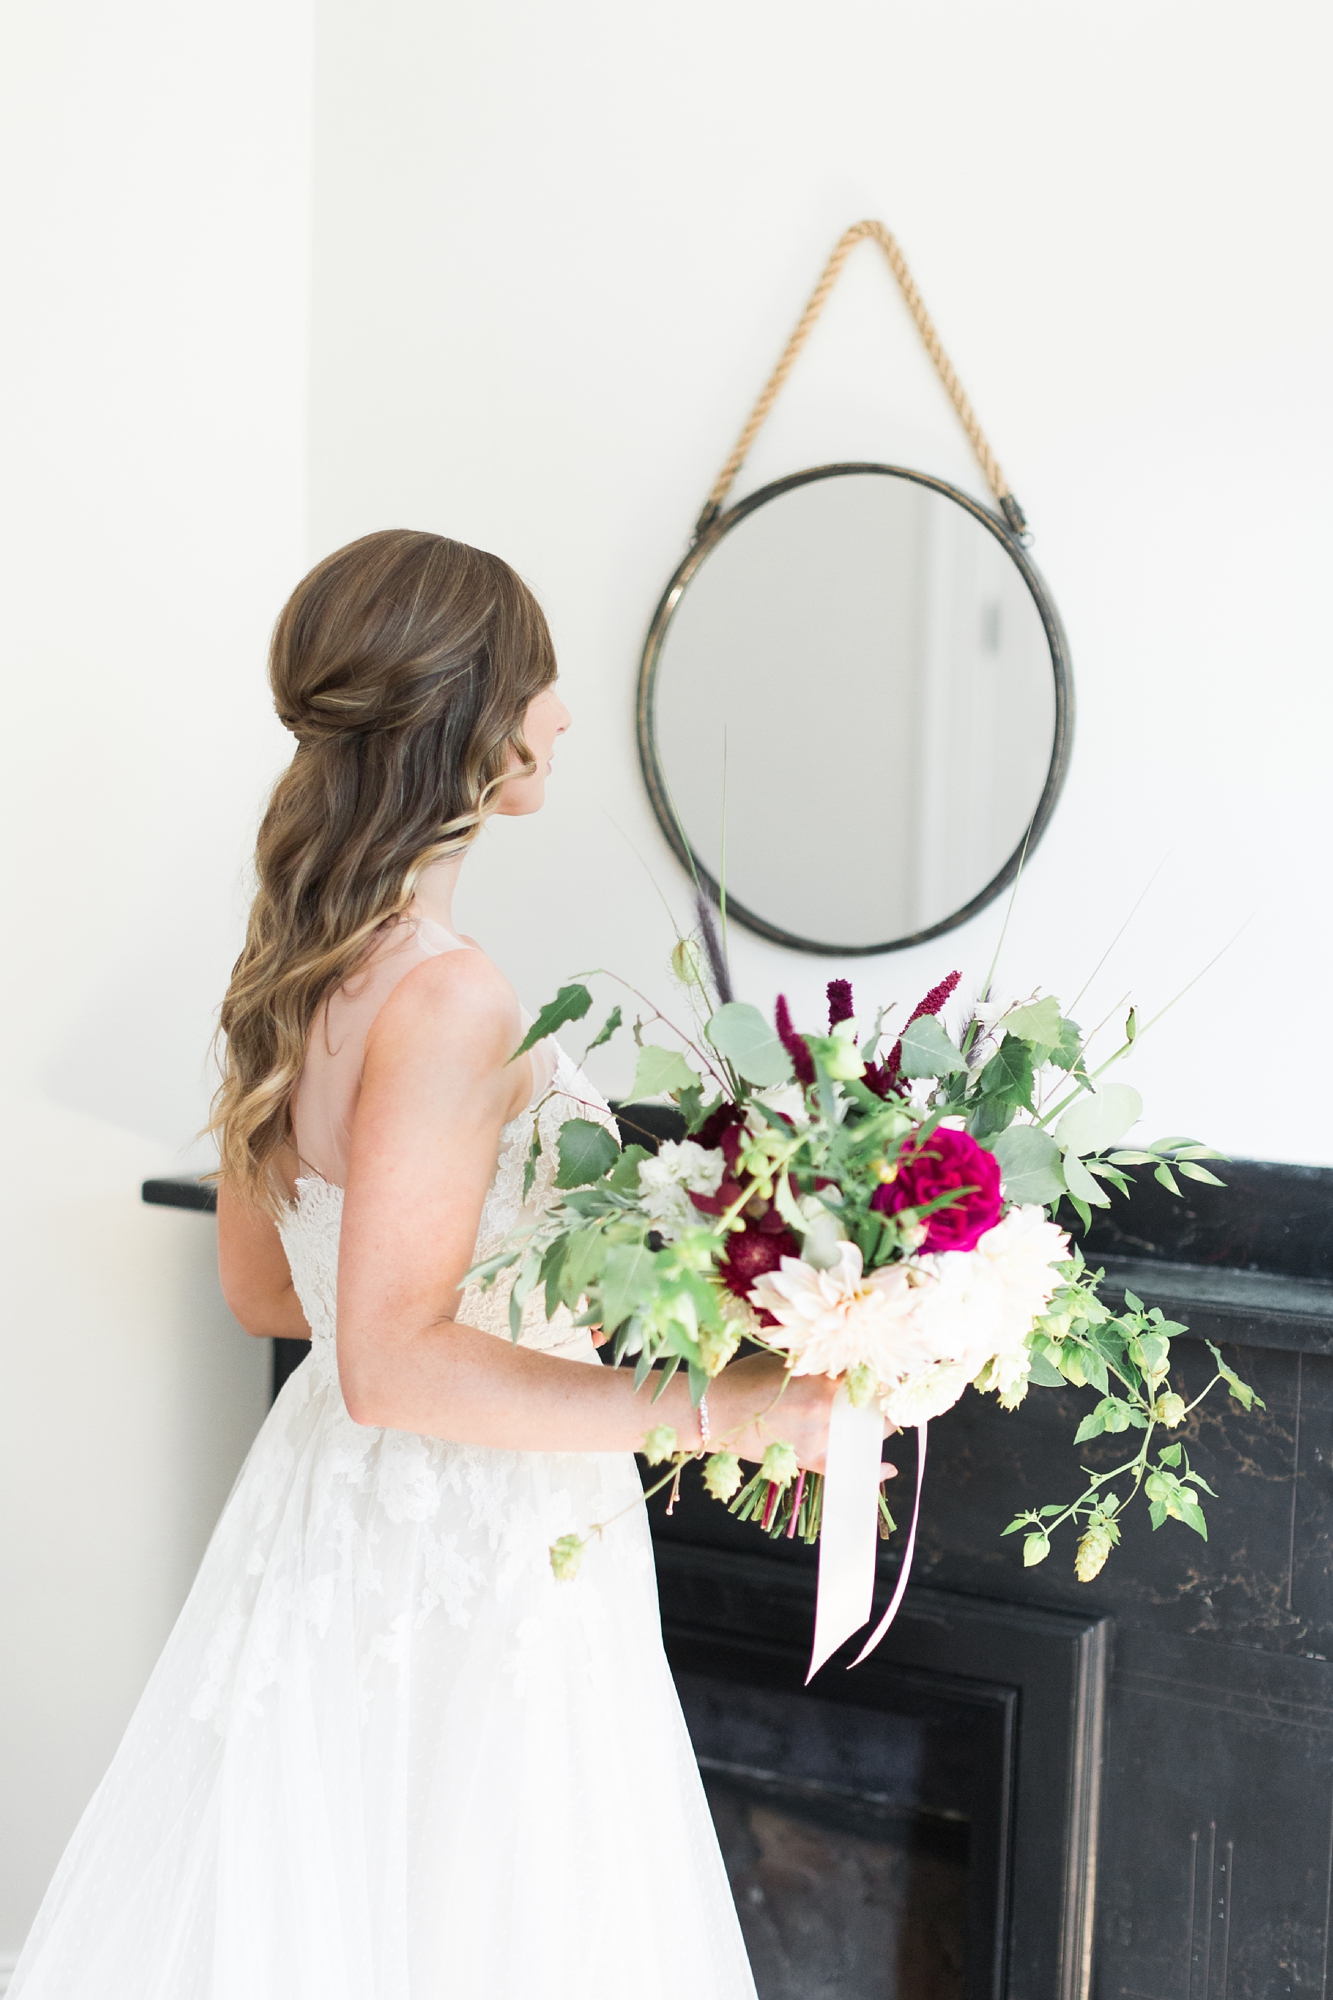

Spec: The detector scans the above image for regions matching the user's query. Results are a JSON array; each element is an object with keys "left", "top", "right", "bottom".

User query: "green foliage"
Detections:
[
  {"left": 966, "top": 1035, "right": 1035, "bottom": 1140},
  {"left": 1006, "top": 1283, "right": 1259, "bottom": 1578},
  {"left": 1055, "top": 1082, "right": 1143, "bottom": 1158},
  {"left": 1206, "top": 1340, "right": 1264, "bottom": 1412},
  {"left": 585, "top": 1004, "right": 622, "bottom": 1052},
  {"left": 705, "top": 1002, "right": 794, "bottom": 1086},
  {"left": 470, "top": 960, "right": 1254, "bottom": 1593},
  {"left": 897, "top": 1014, "right": 966, "bottom": 1079},
  {"left": 990, "top": 1125, "right": 1066, "bottom": 1205},
  {"left": 606, "top": 1144, "right": 652, "bottom": 1195},
  {"left": 1004, "top": 995, "right": 1064, "bottom": 1047},
  {"left": 509, "top": 983, "right": 592, "bottom": 1061},
  {"left": 522, "top": 1123, "right": 542, "bottom": 1202},
  {"left": 553, "top": 1119, "right": 620, "bottom": 1189},
  {"left": 598, "top": 1242, "right": 660, "bottom": 1331},
  {"left": 629, "top": 1043, "right": 700, "bottom": 1101}
]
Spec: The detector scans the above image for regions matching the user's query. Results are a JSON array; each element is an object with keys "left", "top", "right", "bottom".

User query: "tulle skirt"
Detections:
[{"left": 11, "top": 1362, "right": 755, "bottom": 1999}]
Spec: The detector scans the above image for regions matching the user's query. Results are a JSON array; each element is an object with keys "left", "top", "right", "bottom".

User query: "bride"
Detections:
[{"left": 11, "top": 529, "right": 848, "bottom": 1998}]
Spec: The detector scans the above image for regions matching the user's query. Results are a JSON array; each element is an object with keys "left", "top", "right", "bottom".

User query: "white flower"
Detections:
[
  {"left": 636, "top": 1140, "right": 725, "bottom": 1240},
  {"left": 881, "top": 1360, "right": 975, "bottom": 1428},
  {"left": 972, "top": 1340, "right": 1034, "bottom": 1408},
  {"left": 751, "top": 1206, "right": 1068, "bottom": 1427},
  {"left": 911, "top": 1205, "right": 1067, "bottom": 1356},
  {"left": 749, "top": 1082, "right": 809, "bottom": 1125},
  {"left": 749, "top": 1243, "right": 934, "bottom": 1382}
]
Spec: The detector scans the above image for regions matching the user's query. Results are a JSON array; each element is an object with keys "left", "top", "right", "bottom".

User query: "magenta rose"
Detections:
[{"left": 870, "top": 1127, "right": 1003, "bottom": 1254}]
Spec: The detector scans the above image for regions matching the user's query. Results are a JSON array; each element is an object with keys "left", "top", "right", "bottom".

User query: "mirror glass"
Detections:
[{"left": 640, "top": 466, "right": 1072, "bottom": 955}]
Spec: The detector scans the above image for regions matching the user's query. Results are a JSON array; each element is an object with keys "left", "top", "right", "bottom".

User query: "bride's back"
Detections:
[{"left": 292, "top": 910, "right": 556, "bottom": 1188}]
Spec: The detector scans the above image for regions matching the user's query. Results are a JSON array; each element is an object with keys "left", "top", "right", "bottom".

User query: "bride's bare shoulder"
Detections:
[{"left": 365, "top": 945, "right": 522, "bottom": 1073}]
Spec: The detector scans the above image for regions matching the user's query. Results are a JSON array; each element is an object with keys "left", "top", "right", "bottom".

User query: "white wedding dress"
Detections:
[{"left": 12, "top": 914, "right": 756, "bottom": 2000}]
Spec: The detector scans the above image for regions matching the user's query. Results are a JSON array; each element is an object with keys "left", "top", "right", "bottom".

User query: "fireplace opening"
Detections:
[
  {"left": 674, "top": 1666, "right": 1010, "bottom": 2000},
  {"left": 654, "top": 1542, "right": 1109, "bottom": 2000}
]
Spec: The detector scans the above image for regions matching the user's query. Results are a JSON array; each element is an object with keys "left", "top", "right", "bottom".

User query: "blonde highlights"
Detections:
[{"left": 213, "top": 529, "right": 556, "bottom": 1206}]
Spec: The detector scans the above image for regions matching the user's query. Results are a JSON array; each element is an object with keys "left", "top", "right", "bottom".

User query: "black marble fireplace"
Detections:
[
  {"left": 144, "top": 1148, "right": 1333, "bottom": 1997},
  {"left": 653, "top": 1540, "right": 1106, "bottom": 1999}
]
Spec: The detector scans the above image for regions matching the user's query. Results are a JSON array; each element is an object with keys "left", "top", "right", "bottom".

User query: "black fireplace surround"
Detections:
[{"left": 144, "top": 1140, "right": 1333, "bottom": 1999}]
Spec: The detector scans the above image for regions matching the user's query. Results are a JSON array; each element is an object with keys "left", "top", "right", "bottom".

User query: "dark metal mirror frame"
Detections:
[{"left": 636, "top": 462, "right": 1076, "bottom": 958}]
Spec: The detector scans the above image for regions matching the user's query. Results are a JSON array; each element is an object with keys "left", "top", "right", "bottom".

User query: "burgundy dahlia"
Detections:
[
  {"left": 871, "top": 1126, "right": 1003, "bottom": 1254},
  {"left": 719, "top": 1221, "right": 799, "bottom": 1322}
]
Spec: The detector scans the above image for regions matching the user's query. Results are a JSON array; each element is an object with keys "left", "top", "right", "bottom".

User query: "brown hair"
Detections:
[{"left": 212, "top": 529, "right": 556, "bottom": 1206}]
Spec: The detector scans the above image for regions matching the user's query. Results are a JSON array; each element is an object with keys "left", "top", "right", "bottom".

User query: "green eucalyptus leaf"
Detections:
[
  {"left": 554, "top": 1118, "right": 621, "bottom": 1189},
  {"left": 1055, "top": 1082, "right": 1143, "bottom": 1158},
  {"left": 1179, "top": 1162, "right": 1226, "bottom": 1186},
  {"left": 629, "top": 1044, "right": 700, "bottom": 1101},
  {"left": 705, "top": 1002, "right": 795, "bottom": 1087},
  {"left": 990, "top": 1125, "right": 1067, "bottom": 1205},
  {"left": 509, "top": 984, "right": 593, "bottom": 1062},
  {"left": 1063, "top": 1151, "right": 1111, "bottom": 1208}
]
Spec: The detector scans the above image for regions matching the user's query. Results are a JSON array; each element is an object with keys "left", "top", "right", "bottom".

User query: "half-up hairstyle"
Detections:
[{"left": 213, "top": 529, "right": 557, "bottom": 1206}]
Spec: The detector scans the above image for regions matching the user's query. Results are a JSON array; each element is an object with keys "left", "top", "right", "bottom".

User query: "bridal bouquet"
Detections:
[{"left": 467, "top": 917, "right": 1258, "bottom": 1674}]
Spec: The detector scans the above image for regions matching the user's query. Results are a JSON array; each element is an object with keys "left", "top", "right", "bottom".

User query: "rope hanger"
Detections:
[{"left": 694, "top": 219, "right": 1028, "bottom": 544}]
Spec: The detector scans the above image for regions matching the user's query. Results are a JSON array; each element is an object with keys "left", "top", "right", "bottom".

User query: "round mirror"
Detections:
[{"left": 638, "top": 464, "right": 1073, "bottom": 955}]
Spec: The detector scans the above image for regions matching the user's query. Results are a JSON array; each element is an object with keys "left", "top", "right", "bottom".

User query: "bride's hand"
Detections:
[{"left": 707, "top": 1355, "right": 895, "bottom": 1478}]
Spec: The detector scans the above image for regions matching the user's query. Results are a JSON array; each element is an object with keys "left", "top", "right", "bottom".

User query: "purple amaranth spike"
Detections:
[
  {"left": 826, "top": 979, "right": 854, "bottom": 1029},
  {"left": 877, "top": 969, "right": 963, "bottom": 1096},
  {"left": 775, "top": 994, "right": 816, "bottom": 1086}
]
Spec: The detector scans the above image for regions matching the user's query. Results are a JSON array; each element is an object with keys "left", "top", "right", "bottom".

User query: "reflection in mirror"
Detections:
[{"left": 641, "top": 467, "right": 1072, "bottom": 955}]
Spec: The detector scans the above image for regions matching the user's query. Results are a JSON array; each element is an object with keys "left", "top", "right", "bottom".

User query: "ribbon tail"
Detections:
[
  {"left": 805, "top": 1388, "right": 885, "bottom": 1684},
  {"left": 850, "top": 1420, "right": 927, "bottom": 1668}
]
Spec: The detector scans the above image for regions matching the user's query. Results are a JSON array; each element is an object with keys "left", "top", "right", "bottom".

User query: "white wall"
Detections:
[
  {"left": 2, "top": 0, "right": 1329, "bottom": 1967},
  {"left": 0, "top": 0, "right": 313, "bottom": 1956},
  {"left": 311, "top": 0, "right": 1332, "bottom": 1165}
]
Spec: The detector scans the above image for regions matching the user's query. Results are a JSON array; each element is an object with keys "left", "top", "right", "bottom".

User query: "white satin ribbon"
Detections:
[
  {"left": 805, "top": 1388, "right": 886, "bottom": 1682},
  {"left": 851, "top": 1419, "right": 927, "bottom": 1667},
  {"left": 805, "top": 1403, "right": 928, "bottom": 1683}
]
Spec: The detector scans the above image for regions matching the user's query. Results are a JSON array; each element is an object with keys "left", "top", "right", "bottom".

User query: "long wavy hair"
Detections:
[{"left": 212, "top": 529, "right": 557, "bottom": 1207}]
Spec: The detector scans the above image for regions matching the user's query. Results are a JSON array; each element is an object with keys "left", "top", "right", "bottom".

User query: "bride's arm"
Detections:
[{"left": 334, "top": 948, "right": 836, "bottom": 1465}]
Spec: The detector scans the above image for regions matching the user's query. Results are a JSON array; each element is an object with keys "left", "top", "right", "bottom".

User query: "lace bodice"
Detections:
[{"left": 280, "top": 1042, "right": 615, "bottom": 1392}]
